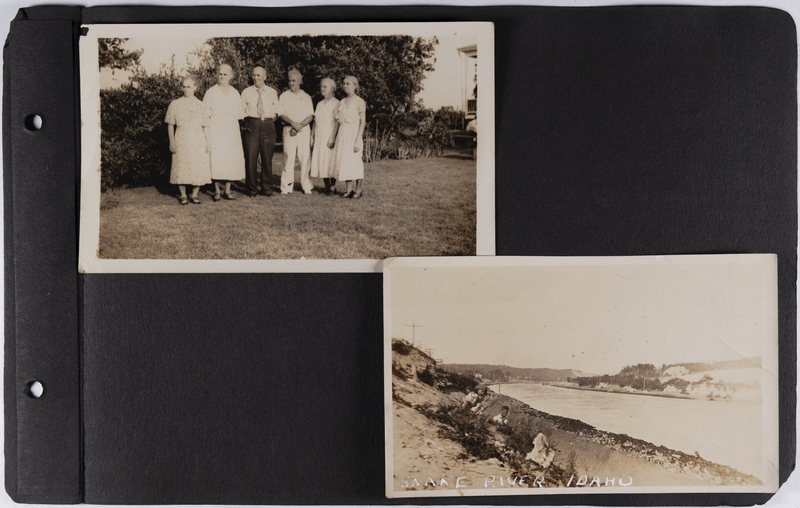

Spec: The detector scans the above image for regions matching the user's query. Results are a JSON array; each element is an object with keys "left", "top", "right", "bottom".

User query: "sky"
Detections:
[
  {"left": 388, "top": 257, "right": 775, "bottom": 375},
  {"left": 100, "top": 33, "right": 476, "bottom": 111}
]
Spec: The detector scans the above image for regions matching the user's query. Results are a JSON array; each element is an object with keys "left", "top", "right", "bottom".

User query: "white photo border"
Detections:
[
  {"left": 383, "top": 254, "right": 780, "bottom": 498},
  {"left": 78, "top": 22, "right": 495, "bottom": 273}
]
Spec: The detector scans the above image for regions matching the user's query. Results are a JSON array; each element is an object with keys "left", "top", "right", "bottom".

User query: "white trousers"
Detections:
[{"left": 281, "top": 127, "right": 312, "bottom": 193}]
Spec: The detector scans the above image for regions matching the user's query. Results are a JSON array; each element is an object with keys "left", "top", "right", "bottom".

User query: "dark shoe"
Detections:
[
  {"left": 179, "top": 196, "right": 189, "bottom": 205},
  {"left": 342, "top": 190, "right": 354, "bottom": 199},
  {"left": 352, "top": 191, "right": 362, "bottom": 200},
  {"left": 190, "top": 196, "right": 201, "bottom": 205},
  {"left": 213, "top": 193, "right": 221, "bottom": 202},
  {"left": 259, "top": 189, "right": 273, "bottom": 197},
  {"left": 223, "top": 193, "right": 236, "bottom": 200}
]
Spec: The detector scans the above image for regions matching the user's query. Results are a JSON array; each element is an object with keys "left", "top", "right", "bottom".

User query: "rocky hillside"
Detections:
[{"left": 390, "top": 339, "right": 760, "bottom": 494}]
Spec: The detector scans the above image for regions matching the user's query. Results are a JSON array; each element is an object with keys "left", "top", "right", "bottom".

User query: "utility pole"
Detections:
[{"left": 404, "top": 321, "right": 423, "bottom": 346}]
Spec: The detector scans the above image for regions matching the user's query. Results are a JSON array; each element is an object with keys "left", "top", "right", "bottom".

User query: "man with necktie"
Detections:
[{"left": 241, "top": 66, "right": 282, "bottom": 197}]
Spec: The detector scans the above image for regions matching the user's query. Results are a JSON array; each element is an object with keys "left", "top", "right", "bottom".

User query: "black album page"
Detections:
[{"left": 3, "top": 3, "right": 796, "bottom": 506}]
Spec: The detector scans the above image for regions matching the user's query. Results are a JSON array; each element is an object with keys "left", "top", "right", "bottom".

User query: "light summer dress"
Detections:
[
  {"left": 164, "top": 96, "right": 212, "bottom": 186},
  {"left": 332, "top": 95, "right": 365, "bottom": 181},
  {"left": 203, "top": 84, "right": 245, "bottom": 181},
  {"left": 309, "top": 97, "right": 340, "bottom": 179}
]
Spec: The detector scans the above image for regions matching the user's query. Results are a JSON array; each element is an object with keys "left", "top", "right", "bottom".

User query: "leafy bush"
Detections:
[
  {"left": 424, "top": 405, "right": 499, "bottom": 460},
  {"left": 434, "top": 106, "right": 465, "bottom": 130},
  {"left": 665, "top": 378, "right": 690, "bottom": 393},
  {"left": 434, "top": 369, "right": 478, "bottom": 395},
  {"left": 100, "top": 65, "right": 184, "bottom": 190},
  {"left": 364, "top": 124, "right": 398, "bottom": 162},
  {"left": 363, "top": 105, "right": 459, "bottom": 161},
  {"left": 391, "top": 340, "right": 413, "bottom": 356}
]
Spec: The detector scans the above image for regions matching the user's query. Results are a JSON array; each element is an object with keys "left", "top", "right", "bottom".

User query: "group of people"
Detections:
[
  {"left": 164, "top": 64, "right": 366, "bottom": 205},
  {"left": 461, "top": 384, "right": 555, "bottom": 468}
]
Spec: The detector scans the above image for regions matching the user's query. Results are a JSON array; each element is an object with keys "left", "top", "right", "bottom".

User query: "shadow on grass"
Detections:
[
  {"left": 439, "top": 153, "right": 475, "bottom": 161},
  {"left": 153, "top": 177, "right": 282, "bottom": 199},
  {"left": 99, "top": 155, "right": 477, "bottom": 259}
]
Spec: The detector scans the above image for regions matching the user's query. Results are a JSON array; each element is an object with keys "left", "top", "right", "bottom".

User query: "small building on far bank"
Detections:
[{"left": 456, "top": 43, "right": 477, "bottom": 123}]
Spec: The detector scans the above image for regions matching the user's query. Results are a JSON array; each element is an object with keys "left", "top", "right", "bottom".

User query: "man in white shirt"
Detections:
[
  {"left": 240, "top": 66, "right": 282, "bottom": 197},
  {"left": 279, "top": 69, "right": 315, "bottom": 194}
]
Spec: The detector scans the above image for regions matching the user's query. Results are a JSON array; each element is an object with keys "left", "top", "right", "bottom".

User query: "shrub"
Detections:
[
  {"left": 417, "top": 366, "right": 435, "bottom": 386},
  {"left": 564, "top": 449, "right": 579, "bottom": 479},
  {"left": 498, "top": 416, "right": 539, "bottom": 455},
  {"left": 391, "top": 340, "right": 412, "bottom": 356},
  {"left": 363, "top": 105, "right": 464, "bottom": 162},
  {"left": 434, "top": 106, "right": 465, "bottom": 130},
  {"left": 363, "top": 124, "right": 398, "bottom": 162},
  {"left": 100, "top": 65, "right": 184, "bottom": 190},
  {"left": 424, "top": 405, "right": 499, "bottom": 460},
  {"left": 435, "top": 369, "right": 478, "bottom": 395}
]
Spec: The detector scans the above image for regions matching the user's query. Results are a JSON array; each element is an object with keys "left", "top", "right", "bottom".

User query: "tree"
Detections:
[
  {"left": 98, "top": 38, "right": 141, "bottom": 70},
  {"left": 192, "top": 35, "right": 438, "bottom": 135},
  {"left": 99, "top": 35, "right": 444, "bottom": 189},
  {"left": 100, "top": 63, "right": 181, "bottom": 189}
]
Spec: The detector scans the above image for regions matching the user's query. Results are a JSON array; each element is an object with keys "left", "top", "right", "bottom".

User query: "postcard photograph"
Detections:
[
  {"left": 78, "top": 22, "right": 494, "bottom": 272},
  {"left": 384, "top": 255, "right": 779, "bottom": 497}
]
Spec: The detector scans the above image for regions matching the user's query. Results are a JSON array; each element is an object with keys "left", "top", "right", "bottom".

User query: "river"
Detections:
[{"left": 492, "top": 382, "right": 762, "bottom": 480}]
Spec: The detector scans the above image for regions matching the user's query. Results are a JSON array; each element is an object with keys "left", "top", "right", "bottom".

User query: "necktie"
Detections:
[{"left": 257, "top": 90, "right": 265, "bottom": 119}]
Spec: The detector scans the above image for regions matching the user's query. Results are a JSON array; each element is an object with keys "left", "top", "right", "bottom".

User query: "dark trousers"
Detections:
[{"left": 243, "top": 117, "right": 276, "bottom": 195}]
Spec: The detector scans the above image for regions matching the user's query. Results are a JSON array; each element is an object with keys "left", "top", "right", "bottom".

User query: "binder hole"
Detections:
[
  {"left": 24, "top": 114, "right": 42, "bottom": 131},
  {"left": 25, "top": 380, "right": 44, "bottom": 399}
]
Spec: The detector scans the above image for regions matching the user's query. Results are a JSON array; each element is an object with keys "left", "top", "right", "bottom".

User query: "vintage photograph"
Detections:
[
  {"left": 78, "top": 23, "right": 494, "bottom": 272},
  {"left": 384, "top": 255, "right": 779, "bottom": 497}
]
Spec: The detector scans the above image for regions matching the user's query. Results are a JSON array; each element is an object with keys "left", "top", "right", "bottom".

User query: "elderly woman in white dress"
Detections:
[
  {"left": 332, "top": 76, "right": 366, "bottom": 199},
  {"left": 203, "top": 64, "right": 245, "bottom": 201},
  {"left": 165, "top": 75, "right": 211, "bottom": 205},
  {"left": 310, "top": 78, "right": 340, "bottom": 195}
]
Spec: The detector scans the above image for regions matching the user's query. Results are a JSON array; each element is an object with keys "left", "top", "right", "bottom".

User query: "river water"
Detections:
[{"left": 493, "top": 383, "right": 762, "bottom": 480}]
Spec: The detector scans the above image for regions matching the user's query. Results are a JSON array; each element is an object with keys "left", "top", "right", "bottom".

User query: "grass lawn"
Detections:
[{"left": 98, "top": 151, "right": 476, "bottom": 259}]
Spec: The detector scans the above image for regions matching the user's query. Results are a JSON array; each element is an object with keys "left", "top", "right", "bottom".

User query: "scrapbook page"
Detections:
[{"left": 3, "top": 3, "right": 795, "bottom": 505}]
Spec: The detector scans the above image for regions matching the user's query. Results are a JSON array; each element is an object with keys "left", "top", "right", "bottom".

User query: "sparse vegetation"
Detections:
[
  {"left": 391, "top": 339, "right": 761, "bottom": 489},
  {"left": 422, "top": 404, "right": 499, "bottom": 461},
  {"left": 664, "top": 377, "right": 690, "bottom": 394},
  {"left": 433, "top": 368, "right": 479, "bottom": 395},
  {"left": 391, "top": 340, "right": 413, "bottom": 356}
]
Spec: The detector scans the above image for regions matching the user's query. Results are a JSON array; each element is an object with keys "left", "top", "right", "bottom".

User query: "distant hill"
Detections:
[
  {"left": 666, "top": 357, "right": 761, "bottom": 375},
  {"left": 440, "top": 357, "right": 760, "bottom": 384},
  {"left": 440, "top": 363, "right": 596, "bottom": 382}
]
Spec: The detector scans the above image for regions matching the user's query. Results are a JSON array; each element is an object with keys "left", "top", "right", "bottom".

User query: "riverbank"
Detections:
[
  {"left": 390, "top": 340, "right": 760, "bottom": 494},
  {"left": 542, "top": 374, "right": 761, "bottom": 401},
  {"left": 546, "top": 381, "right": 693, "bottom": 399}
]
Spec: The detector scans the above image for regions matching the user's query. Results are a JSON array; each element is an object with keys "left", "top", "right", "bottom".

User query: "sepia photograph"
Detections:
[
  {"left": 384, "top": 255, "right": 779, "bottom": 497},
  {"left": 78, "top": 22, "right": 494, "bottom": 272}
]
